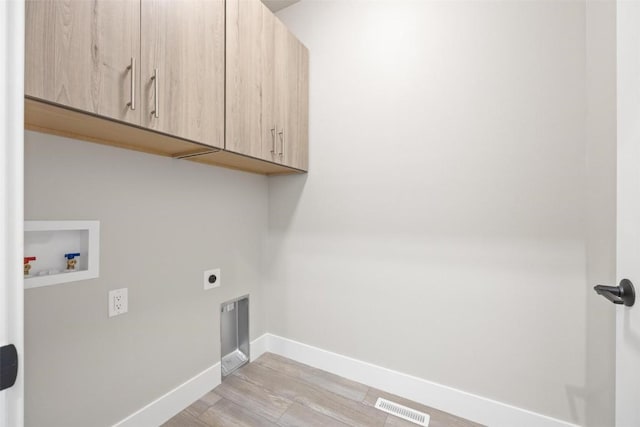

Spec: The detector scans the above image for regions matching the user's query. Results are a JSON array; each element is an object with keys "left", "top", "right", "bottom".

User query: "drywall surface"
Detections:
[
  {"left": 584, "top": 1, "right": 616, "bottom": 426},
  {"left": 271, "top": 0, "right": 592, "bottom": 423},
  {"left": 24, "top": 131, "right": 268, "bottom": 427}
]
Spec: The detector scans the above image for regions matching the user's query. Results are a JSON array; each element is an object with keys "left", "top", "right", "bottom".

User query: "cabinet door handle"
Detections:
[
  {"left": 270, "top": 126, "right": 277, "bottom": 154},
  {"left": 150, "top": 68, "right": 159, "bottom": 118},
  {"left": 126, "top": 57, "right": 136, "bottom": 111},
  {"left": 278, "top": 129, "right": 284, "bottom": 157}
]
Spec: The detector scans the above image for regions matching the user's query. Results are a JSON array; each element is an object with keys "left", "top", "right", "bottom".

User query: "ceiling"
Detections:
[{"left": 261, "top": 0, "right": 301, "bottom": 12}]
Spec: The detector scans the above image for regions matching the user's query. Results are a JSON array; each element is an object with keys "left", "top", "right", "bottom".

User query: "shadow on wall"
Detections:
[
  {"left": 266, "top": 173, "right": 307, "bottom": 299},
  {"left": 269, "top": 173, "right": 308, "bottom": 232},
  {"left": 568, "top": 308, "right": 640, "bottom": 426},
  {"left": 565, "top": 384, "right": 588, "bottom": 425},
  {"left": 623, "top": 309, "right": 640, "bottom": 355}
]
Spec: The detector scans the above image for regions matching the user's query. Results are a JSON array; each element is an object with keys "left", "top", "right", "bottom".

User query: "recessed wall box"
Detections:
[
  {"left": 220, "top": 295, "right": 249, "bottom": 378},
  {"left": 24, "top": 221, "right": 100, "bottom": 289}
]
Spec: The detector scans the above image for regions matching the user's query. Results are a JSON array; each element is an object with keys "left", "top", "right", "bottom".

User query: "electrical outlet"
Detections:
[
  {"left": 109, "top": 288, "right": 128, "bottom": 317},
  {"left": 203, "top": 268, "right": 221, "bottom": 290}
]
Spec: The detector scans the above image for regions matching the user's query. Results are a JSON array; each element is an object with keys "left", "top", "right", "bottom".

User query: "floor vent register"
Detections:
[
  {"left": 221, "top": 349, "right": 248, "bottom": 377},
  {"left": 374, "top": 397, "right": 430, "bottom": 426}
]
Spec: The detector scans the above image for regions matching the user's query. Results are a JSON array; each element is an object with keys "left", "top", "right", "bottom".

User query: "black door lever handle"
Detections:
[
  {"left": 594, "top": 279, "right": 635, "bottom": 307},
  {"left": 594, "top": 285, "right": 625, "bottom": 304}
]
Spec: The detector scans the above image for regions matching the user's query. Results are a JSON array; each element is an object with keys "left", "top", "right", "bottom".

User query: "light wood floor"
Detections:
[{"left": 163, "top": 353, "right": 484, "bottom": 427}]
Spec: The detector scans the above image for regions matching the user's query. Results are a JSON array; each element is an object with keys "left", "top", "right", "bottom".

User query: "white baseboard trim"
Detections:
[
  {"left": 113, "top": 363, "right": 221, "bottom": 427},
  {"left": 251, "top": 332, "right": 269, "bottom": 361},
  {"left": 113, "top": 333, "right": 579, "bottom": 427},
  {"left": 263, "top": 334, "right": 580, "bottom": 427},
  {"left": 113, "top": 334, "right": 270, "bottom": 427}
]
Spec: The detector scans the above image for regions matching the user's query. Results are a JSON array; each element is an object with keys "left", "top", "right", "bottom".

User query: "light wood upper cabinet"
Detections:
[
  {"left": 26, "top": 0, "right": 141, "bottom": 125},
  {"left": 261, "top": 5, "right": 277, "bottom": 163},
  {"left": 292, "top": 43, "right": 310, "bottom": 170},
  {"left": 25, "top": 0, "right": 307, "bottom": 175},
  {"left": 26, "top": 0, "right": 224, "bottom": 149},
  {"left": 141, "top": 0, "right": 224, "bottom": 148},
  {"left": 273, "top": 20, "right": 309, "bottom": 171},
  {"left": 226, "top": 0, "right": 272, "bottom": 160},
  {"left": 226, "top": 0, "right": 309, "bottom": 171}
]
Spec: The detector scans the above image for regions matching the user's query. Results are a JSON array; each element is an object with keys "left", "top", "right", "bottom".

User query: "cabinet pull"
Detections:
[
  {"left": 150, "top": 68, "right": 159, "bottom": 118},
  {"left": 126, "top": 57, "right": 136, "bottom": 111},
  {"left": 270, "top": 126, "right": 277, "bottom": 155},
  {"left": 278, "top": 129, "right": 284, "bottom": 157}
]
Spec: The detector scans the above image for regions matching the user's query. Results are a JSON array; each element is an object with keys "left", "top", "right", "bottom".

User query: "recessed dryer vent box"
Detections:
[{"left": 220, "top": 295, "right": 249, "bottom": 378}]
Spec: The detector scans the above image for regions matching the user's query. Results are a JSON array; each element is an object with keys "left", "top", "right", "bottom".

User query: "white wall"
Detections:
[
  {"left": 24, "top": 131, "right": 268, "bottom": 427},
  {"left": 584, "top": 1, "right": 616, "bottom": 426},
  {"left": 270, "top": 0, "right": 598, "bottom": 424}
]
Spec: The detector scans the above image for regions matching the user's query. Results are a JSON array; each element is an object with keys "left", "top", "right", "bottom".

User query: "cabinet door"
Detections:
[
  {"left": 26, "top": 0, "right": 140, "bottom": 125},
  {"left": 293, "top": 42, "right": 310, "bottom": 170},
  {"left": 226, "top": 0, "right": 274, "bottom": 159},
  {"left": 261, "top": 6, "right": 277, "bottom": 163},
  {"left": 141, "top": 0, "right": 224, "bottom": 148},
  {"left": 273, "top": 23, "right": 309, "bottom": 171}
]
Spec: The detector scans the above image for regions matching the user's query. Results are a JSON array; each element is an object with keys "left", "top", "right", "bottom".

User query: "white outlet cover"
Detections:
[
  {"left": 109, "top": 288, "right": 128, "bottom": 317},
  {"left": 204, "top": 268, "right": 221, "bottom": 290}
]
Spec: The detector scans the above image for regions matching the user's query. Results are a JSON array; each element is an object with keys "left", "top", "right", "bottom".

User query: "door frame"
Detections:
[
  {"left": 0, "top": 0, "right": 24, "bottom": 426},
  {"left": 615, "top": 0, "right": 640, "bottom": 426}
]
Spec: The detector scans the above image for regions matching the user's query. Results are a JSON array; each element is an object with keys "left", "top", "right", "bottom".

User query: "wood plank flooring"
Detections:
[{"left": 163, "top": 353, "right": 484, "bottom": 427}]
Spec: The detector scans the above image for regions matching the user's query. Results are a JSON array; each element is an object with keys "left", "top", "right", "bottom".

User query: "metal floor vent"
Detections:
[
  {"left": 374, "top": 397, "right": 430, "bottom": 426},
  {"left": 221, "top": 349, "right": 248, "bottom": 377}
]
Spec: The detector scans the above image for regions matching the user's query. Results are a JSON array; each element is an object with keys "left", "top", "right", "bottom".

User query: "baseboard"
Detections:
[
  {"left": 263, "top": 334, "right": 580, "bottom": 427},
  {"left": 112, "top": 333, "right": 580, "bottom": 427},
  {"left": 250, "top": 332, "right": 269, "bottom": 361},
  {"left": 113, "top": 334, "right": 270, "bottom": 427},
  {"left": 113, "top": 363, "right": 221, "bottom": 427}
]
